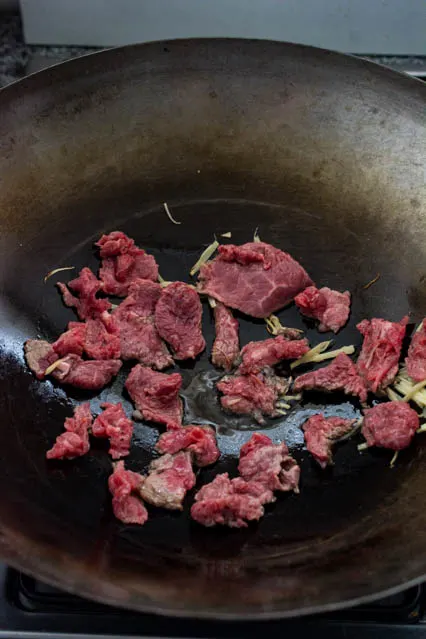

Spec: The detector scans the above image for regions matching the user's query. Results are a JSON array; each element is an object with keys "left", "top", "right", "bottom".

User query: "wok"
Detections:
[{"left": 0, "top": 39, "right": 425, "bottom": 619}]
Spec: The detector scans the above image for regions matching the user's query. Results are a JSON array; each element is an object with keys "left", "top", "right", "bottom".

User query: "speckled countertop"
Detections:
[{"left": 1, "top": 12, "right": 425, "bottom": 87}]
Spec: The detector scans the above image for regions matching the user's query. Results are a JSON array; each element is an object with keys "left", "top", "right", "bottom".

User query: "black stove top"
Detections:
[{"left": 0, "top": 565, "right": 426, "bottom": 638}]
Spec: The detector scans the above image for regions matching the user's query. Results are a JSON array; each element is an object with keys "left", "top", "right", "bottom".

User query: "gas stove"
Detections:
[{"left": 0, "top": 564, "right": 425, "bottom": 638}]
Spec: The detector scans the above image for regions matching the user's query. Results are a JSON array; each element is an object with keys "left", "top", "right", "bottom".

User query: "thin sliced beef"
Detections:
[
  {"left": 155, "top": 282, "right": 205, "bottom": 360},
  {"left": 50, "top": 355, "right": 122, "bottom": 390},
  {"left": 108, "top": 461, "right": 147, "bottom": 525},
  {"left": 406, "top": 321, "right": 426, "bottom": 382},
  {"left": 46, "top": 403, "right": 92, "bottom": 460},
  {"left": 92, "top": 402, "right": 133, "bottom": 459},
  {"left": 125, "top": 364, "right": 183, "bottom": 429},
  {"left": 58, "top": 267, "right": 110, "bottom": 320},
  {"left": 295, "top": 286, "right": 351, "bottom": 333},
  {"left": 113, "top": 279, "right": 172, "bottom": 370},
  {"left": 96, "top": 231, "right": 158, "bottom": 297},
  {"left": 191, "top": 473, "right": 269, "bottom": 528},
  {"left": 24, "top": 339, "right": 58, "bottom": 380},
  {"left": 217, "top": 369, "right": 290, "bottom": 424},
  {"left": 239, "top": 335, "right": 309, "bottom": 375},
  {"left": 293, "top": 353, "right": 367, "bottom": 402},
  {"left": 52, "top": 322, "right": 86, "bottom": 357},
  {"left": 362, "top": 401, "right": 419, "bottom": 450},
  {"left": 357, "top": 317, "right": 408, "bottom": 393},
  {"left": 139, "top": 451, "right": 196, "bottom": 510},
  {"left": 156, "top": 425, "right": 219, "bottom": 467},
  {"left": 211, "top": 302, "right": 239, "bottom": 371},
  {"left": 302, "top": 414, "right": 357, "bottom": 468},
  {"left": 238, "top": 433, "right": 300, "bottom": 493},
  {"left": 198, "top": 241, "right": 313, "bottom": 318},
  {"left": 84, "top": 313, "right": 121, "bottom": 360}
]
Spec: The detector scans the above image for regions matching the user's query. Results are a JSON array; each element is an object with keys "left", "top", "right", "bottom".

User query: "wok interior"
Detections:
[{"left": 0, "top": 40, "right": 425, "bottom": 617}]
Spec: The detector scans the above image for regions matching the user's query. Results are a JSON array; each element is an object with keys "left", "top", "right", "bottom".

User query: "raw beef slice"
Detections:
[
  {"left": 49, "top": 355, "right": 122, "bottom": 390},
  {"left": 406, "top": 320, "right": 426, "bottom": 382},
  {"left": 198, "top": 241, "right": 313, "bottom": 318},
  {"left": 58, "top": 267, "right": 111, "bottom": 320},
  {"left": 361, "top": 401, "right": 419, "bottom": 450},
  {"left": 96, "top": 231, "right": 158, "bottom": 297},
  {"left": 112, "top": 279, "right": 172, "bottom": 370},
  {"left": 239, "top": 335, "right": 309, "bottom": 375},
  {"left": 46, "top": 403, "right": 92, "bottom": 460},
  {"left": 92, "top": 403, "right": 133, "bottom": 459},
  {"left": 125, "top": 364, "right": 183, "bottom": 429},
  {"left": 24, "top": 339, "right": 58, "bottom": 380},
  {"left": 155, "top": 282, "right": 205, "bottom": 360},
  {"left": 108, "top": 461, "right": 147, "bottom": 525},
  {"left": 295, "top": 286, "right": 351, "bottom": 333},
  {"left": 238, "top": 433, "right": 300, "bottom": 494},
  {"left": 293, "top": 353, "right": 367, "bottom": 402},
  {"left": 302, "top": 414, "right": 357, "bottom": 468},
  {"left": 357, "top": 317, "right": 408, "bottom": 393},
  {"left": 139, "top": 451, "right": 196, "bottom": 510},
  {"left": 156, "top": 425, "right": 219, "bottom": 467},
  {"left": 211, "top": 303, "right": 240, "bottom": 371}
]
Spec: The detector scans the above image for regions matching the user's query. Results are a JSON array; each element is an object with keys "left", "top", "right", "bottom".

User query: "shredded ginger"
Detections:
[
  {"left": 389, "top": 367, "right": 426, "bottom": 408},
  {"left": 290, "top": 341, "right": 355, "bottom": 370},
  {"left": 190, "top": 239, "right": 219, "bottom": 276},
  {"left": 44, "top": 266, "right": 75, "bottom": 283}
]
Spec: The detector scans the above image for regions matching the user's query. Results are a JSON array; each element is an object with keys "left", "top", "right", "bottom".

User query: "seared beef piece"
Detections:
[
  {"left": 357, "top": 317, "right": 408, "bottom": 393},
  {"left": 92, "top": 402, "right": 133, "bottom": 459},
  {"left": 239, "top": 335, "right": 309, "bottom": 375},
  {"left": 125, "top": 364, "right": 183, "bottom": 429},
  {"left": 293, "top": 353, "right": 367, "bottom": 402},
  {"left": 139, "top": 451, "right": 196, "bottom": 511},
  {"left": 52, "top": 322, "right": 86, "bottom": 357},
  {"left": 406, "top": 321, "right": 426, "bottom": 382},
  {"left": 295, "top": 286, "right": 351, "bottom": 333},
  {"left": 302, "top": 414, "right": 356, "bottom": 468},
  {"left": 96, "top": 231, "right": 158, "bottom": 297},
  {"left": 198, "top": 241, "right": 313, "bottom": 318},
  {"left": 155, "top": 282, "right": 205, "bottom": 360},
  {"left": 191, "top": 473, "right": 270, "bottom": 528},
  {"left": 84, "top": 313, "right": 121, "bottom": 360},
  {"left": 24, "top": 339, "right": 58, "bottom": 380},
  {"left": 51, "top": 355, "right": 122, "bottom": 390},
  {"left": 108, "top": 461, "right": 147, "bottom": 525},
  {"left": 238, "top": 433, "right": 300, "bottom": 493},
  {"left": 211, "top": 303, "right": 239, "bottom": 371},
  {"left": 113, "top": 279, "right": 172, "bottom": 370},
  {"left": 218, "top": 369, "right": 290, "bottom": 424},
  {"left": 58, "top": 267, "right": 111, "bottom": 320},
  {"left": 46, "top": 403, "right": 92, "bottom": 460},
  {"left": 362, "top": 401, "right": 419, "bottom": 450},
  {"left": 156, "top": 425, "right": 219, "bottom": 467}
]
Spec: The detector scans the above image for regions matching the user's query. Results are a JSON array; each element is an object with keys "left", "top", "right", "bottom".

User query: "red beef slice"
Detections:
[
  {"left": 198, "top": 241, "right": 313, "bottom": 318},
  {"left": 239, "top": 335, "right": 309, "bottom": 375},
  {"left": 406, "top": 321, "right": 426, "bottom": 382},
  {"left": 357, "top": 317, "right": 408, "bottom": 393},
  {"left": 211, "top": 303, "right": 239, "bottom": 371},
  {"left": 113, "top": 279, "right": 172, "bottom": 370},
  {"left": 238, "top": 433, "right": 300, "bottom": 494},
  {"left": 191, "top": 473, "right": 270, "bottom": 528},
  {"left": 50, "top": 355, "right": 122, "bottom": 390},
  {"left": 24, "top": 339, "right": 58, "bottom": 380},
  {"left": 92, "top": 403, "right": 133, "bottom": 459},
  {"left": 52, "top": 322, "right": 86, "bottom": 357},
  {"left": 155, "top": 282, "right": 205, "bottom": 360},
  {"left": 108, "top": 461, "right": 147, "bottom": 525},
  {"left": 139, "top": 451, "right": 196, "bottom": 510},
  {"left": 156, "top": 425, "right": 219, "bottom": 467},
  {"left": 302, "top": 414, "right": 357, "bottom": 468},
  {"left": 362, "top": 401, "right": 419, "bottom": 450},
  {"left": 96, "top": 231, "right": 158, "bottom": 297},
  {"left": 293, "top": 353, "right": 367, "bottom": 402},
  {"left": 46, "top": 403, "right": 92, "bottom": 460},
  {"left": 58, "top": 267, "right": 110, "bottom": 320},
  {"left": 125, "top": 364, "right": 183, "bottom": 429},
  {"left": 295, "top": 286, "right": 351, "bottom": 333},
  {"left": 217, "top": 369, "right": 290, "bottom": 424},
  {"left": 84, "top": 312, "right": 121, "bottom": 360}
]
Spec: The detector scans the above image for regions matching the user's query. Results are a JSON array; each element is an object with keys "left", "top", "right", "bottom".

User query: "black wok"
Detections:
[{"left": 0, "top": 39, "right": 425, "bottom": 619}]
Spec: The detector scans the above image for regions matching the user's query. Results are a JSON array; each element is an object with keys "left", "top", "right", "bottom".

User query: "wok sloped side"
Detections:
[{"left": 0, "top": 39, "right": 425, "bottom": 618}]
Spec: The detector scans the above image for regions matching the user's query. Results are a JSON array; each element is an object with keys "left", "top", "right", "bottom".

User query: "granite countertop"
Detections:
[{"left": 1, "top": 12, "right": 425, "bottom": 88}]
